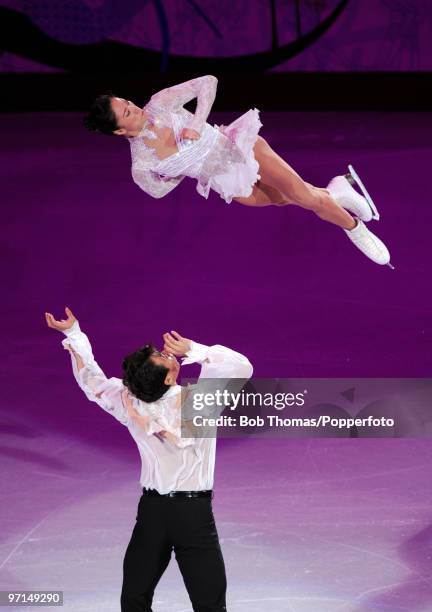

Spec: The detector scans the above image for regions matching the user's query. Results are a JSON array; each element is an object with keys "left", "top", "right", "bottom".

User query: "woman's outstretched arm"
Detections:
[{"left": 150, "top": 75, "right": 218, "bottom": 135}]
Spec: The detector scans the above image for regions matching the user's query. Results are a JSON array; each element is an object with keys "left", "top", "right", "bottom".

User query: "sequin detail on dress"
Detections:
[{"left": 128, "top": 76, "right": 262, "bottom": 203}]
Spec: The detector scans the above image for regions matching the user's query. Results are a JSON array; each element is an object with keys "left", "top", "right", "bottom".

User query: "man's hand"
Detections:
[
  {"left": 45, "top": 307, "right": 77, "bottom": 332},
  {"left": 163, "top": 331, "right": 192, "bottom": 357},
  {"left": 180, "top": 127, "right": 200, "bottom": 142}
]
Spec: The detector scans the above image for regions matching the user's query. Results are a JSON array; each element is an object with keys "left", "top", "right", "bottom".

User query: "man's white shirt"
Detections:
[{"left": 61, "top": 321, "right": 252, "bottom": 494}]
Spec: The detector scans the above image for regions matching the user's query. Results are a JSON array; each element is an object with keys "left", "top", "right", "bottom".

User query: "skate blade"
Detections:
[{"left": 347, "top": 164, "right": 380, "bottom": 221}]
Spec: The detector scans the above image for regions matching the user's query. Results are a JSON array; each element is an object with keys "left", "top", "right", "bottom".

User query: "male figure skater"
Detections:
[
  {"left": 84, "top": 74, "right": 392, "bottom": 267},
  {"left": 45, "top": 307, "right": 253, "bottom": 611}
]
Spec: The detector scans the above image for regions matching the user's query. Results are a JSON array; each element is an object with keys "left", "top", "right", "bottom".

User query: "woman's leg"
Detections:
[
  {"left": 239, "top": 136, "right": 356, "bottom": 230},
  {"left": 231, "top": 136, "right": 392, "bottom": 266},
  {"left": 232, "top": 179, "right": 288, "bottom": 207}
]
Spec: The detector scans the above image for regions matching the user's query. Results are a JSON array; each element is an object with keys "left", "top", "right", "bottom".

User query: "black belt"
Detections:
[{"left": 142, "top": 487, "right": 213, "bottom": 498}]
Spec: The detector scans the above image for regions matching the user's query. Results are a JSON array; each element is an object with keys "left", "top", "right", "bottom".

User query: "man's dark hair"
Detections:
[
  {"left": 122, "top": 344, "right": 170, "bottom": 403},
  {"left": 83, "top": 91, "right": 118, "bottom": 135}
]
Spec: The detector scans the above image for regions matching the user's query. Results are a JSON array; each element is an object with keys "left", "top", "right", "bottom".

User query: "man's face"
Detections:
[
  {"left": 150, "top": 350, "right": 180, "bottom": 385},
  {"left": 111, "top": 96, "right": 145, "bottom": 137}
]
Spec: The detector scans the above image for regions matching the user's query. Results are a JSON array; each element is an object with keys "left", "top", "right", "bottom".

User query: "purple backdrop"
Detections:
[
  {"left": 1, "top": 107, "right": 432, "bottom": 610},
  {"left": 1, "top": 0, "right": 431, "bottom": 72}
]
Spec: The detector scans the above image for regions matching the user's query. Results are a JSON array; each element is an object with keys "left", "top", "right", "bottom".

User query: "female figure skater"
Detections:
[{"left": 84, "top": 75, "right": 392, "bottom": 267}]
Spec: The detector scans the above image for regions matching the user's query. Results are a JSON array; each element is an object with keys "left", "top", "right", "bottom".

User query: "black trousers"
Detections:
[{"left": 120, "top": 492, "right": 227, "bottom": 611}]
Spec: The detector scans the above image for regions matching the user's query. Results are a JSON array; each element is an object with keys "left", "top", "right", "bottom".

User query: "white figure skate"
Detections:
[
  {"left": 345, "top": 219, "right": 394, "bottom": 268},
  {"left": 327, "top": 164, "right": 380, "bottom": 222},
  {"left": 347, "top": 164, "right": 380, "bottom": 221}
]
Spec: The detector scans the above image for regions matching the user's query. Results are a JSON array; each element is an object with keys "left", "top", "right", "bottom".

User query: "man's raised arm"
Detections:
[
  {"left": 181, "top": 340, "right": 253, "bottom": 381},
  {"left": 162, "top": 332, "right": 253, "bottom": 432},
  {"left": 45, "top": 308, "right": 128, "bottom": 426}
]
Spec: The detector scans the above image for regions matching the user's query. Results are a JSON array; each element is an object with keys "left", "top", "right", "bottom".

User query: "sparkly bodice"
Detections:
[
  {"left": 135, "top": 103, "right": 180, "bottom": 163},
  {"left": 127, "top": 75, "right": 247, "bottom": 199}
]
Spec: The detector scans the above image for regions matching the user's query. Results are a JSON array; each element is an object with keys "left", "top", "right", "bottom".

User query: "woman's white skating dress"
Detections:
[{"left": 128, "top": 75, "right": 263, "bottom": 203}]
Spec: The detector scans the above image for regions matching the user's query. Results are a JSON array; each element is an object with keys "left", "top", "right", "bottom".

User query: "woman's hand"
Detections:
[
  {"left": 45, "top": 307, "right": 77, "bottom": 332},
  {"left": 162, "top": 331, "right": 192, "bottom": 356},
  {"left": 180, "top": 127, "right": 200, "bottom": 142}
]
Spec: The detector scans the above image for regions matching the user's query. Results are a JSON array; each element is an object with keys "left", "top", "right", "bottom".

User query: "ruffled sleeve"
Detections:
[
  {"left": 182, "top": 340, "right": 253, "bottom": 380},
  {"left": 62, "top": 321, "right": 129, "bottom": 426},
  {"left": 123, "top": 390, "right": 195, "bottom": 448},
  {"left": 131, "top": 166, "right": 185, "bottom": 199},
  {"left": 180, "top": 340, "right": 253, "bottom": 423}
]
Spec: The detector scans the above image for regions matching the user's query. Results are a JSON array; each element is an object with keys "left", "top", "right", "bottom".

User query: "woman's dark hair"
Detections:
[
  {"left": 83, "top": 91, "right": 118, "bottom": 135},
  {"left": 122, "top": 344, "right": 170, "bottom": 403}
]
